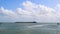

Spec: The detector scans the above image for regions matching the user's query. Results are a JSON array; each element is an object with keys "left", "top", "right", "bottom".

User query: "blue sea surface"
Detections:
[{"left": 0, "top": 23, "right": 59, "bottom": 34}]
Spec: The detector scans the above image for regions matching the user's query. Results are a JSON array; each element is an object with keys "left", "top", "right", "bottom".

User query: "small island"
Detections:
[
  {"left": 15, "top": 21, "right": 37, "bottom": 23},
  {"left": 57, "top": 23, "right": 60, "bottom": 25}
]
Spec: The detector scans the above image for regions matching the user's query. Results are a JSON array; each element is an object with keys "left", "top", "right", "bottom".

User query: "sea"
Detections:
[{"left": 0, "top": 23, "right": 59, "bottom": 34}]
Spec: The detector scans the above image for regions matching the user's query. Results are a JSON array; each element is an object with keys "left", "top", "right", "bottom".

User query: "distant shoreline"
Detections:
[{"left": 15, "top": 22, "right": 36, "bottom": 23}]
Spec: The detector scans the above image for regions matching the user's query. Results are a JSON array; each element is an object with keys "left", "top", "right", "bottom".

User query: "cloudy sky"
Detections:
[{"left": 0, "top": 0, "right": 60, "bottom": 22}]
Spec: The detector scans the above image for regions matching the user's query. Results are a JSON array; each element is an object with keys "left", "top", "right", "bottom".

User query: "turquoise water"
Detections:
[{"left": 0, "top": 23, "right": 59, "bottom": 34}]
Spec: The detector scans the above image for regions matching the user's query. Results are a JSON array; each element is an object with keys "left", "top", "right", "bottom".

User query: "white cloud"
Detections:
[
  {"left": 0, "top": 7, "right": 18, "bottom": 18},
  {"left": 16, "top": 8, "right": 33, "bottom": 17},
  {"left": 16, "top": 1, "right": 59, "bottom": 22},
  {"left": 0, "top": 1, "right": 60, "bottom": 22},
  {"left": 0, "top": 7, "right": 19, "bottom": 22}
]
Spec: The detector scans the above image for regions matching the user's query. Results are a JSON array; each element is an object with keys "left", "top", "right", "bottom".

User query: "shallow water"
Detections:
[{"left": 0, "top": 23, "right": 59, "bottom": 34}]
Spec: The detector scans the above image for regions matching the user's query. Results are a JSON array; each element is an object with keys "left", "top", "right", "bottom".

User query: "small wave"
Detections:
[{"left": 27, "top": 25, "right": 44, "bottom": 28}]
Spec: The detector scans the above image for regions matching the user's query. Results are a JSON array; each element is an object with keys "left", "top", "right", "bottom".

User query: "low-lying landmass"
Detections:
[{"left": 15, "top": 21, "right": 36, "bottom": 23}]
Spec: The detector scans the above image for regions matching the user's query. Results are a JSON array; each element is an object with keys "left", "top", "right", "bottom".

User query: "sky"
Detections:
[{"left": 0, "top": 0, "right": 60, "bottom": 23}]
